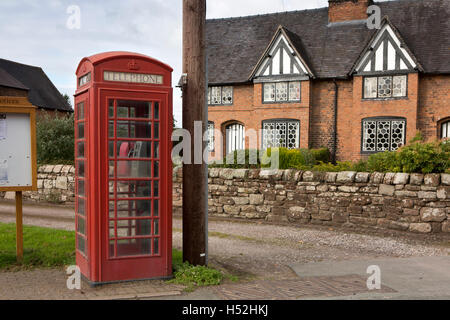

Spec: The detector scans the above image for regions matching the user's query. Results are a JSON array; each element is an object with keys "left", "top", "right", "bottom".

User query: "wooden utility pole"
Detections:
[{"left": 182, "top": 0, "right": 208, "bottom": 266}]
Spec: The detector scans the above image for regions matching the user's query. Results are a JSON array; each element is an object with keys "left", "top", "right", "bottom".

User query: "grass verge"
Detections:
[{"left": 0, "top": 223, "right": 75, "bottom": 271}]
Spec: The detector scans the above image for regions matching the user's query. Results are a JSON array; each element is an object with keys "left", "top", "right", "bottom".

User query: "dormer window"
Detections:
[
  {"left": 363, "top": 75, "right": 407, "bottom": 99},
  {"left": 208, "top": 86, "right": 233, "bottom": 105}
]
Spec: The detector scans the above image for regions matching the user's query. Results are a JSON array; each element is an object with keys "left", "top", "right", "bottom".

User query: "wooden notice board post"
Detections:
[{"left": 0, "top": 96, "right": 37, "bottom": 262}]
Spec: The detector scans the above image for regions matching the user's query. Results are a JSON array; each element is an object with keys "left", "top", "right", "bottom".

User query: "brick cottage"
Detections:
[{"left": 205, "top": 0, "right": 450, "bottom": 162}]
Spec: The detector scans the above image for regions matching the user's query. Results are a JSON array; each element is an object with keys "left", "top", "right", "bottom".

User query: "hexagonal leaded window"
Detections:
[
  {"left": 262, "top": 119, "right": 300, "bottom": 150},
  {"left": 363, "top": 75, "right": 407, "bottom": 99},
  {"left": 362, "top": 118, "right": 406, "bottom": 153}
]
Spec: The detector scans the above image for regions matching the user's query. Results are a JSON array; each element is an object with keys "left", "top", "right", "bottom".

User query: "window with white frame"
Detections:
[
  {"left": 208, "top": 86, "right": 233, "bottom": 105},
  {"left": 362, "top": 117, "right": 406, "bottom": 153},
  {"left": 441, "top": 120, "right": 450, "bottom": 139},
  {"left": 263, "top": 81, "right": 301, "bottom": 103},
  {"left": 225, "top": 123, "right": 245, "bottom": 154},
  {"left": 262, "top": 119, "right": 300, "bottom": 150},
  {"left": 207, "top": 121, "right": 215, "bottom": 152},
  {"left": 363, "top": 75, "right": 407, "bottom": 99}
]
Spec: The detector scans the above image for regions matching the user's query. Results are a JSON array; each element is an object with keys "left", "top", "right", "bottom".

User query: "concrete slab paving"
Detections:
[{"left": 289, "top": 256, "right": 450, "bottom": 299}]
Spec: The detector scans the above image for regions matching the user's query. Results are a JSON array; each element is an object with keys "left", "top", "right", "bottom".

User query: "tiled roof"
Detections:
[
  {"left": 206, "top": 0, "right": 450, "bottom": 84},
  {"left": 0, "top": 59, "right": 72, "bottom": 112}
]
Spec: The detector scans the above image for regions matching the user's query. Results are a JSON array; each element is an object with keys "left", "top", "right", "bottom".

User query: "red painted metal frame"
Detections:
[{"left": 74, "top": 52, "right": 173, "bottom": 284}]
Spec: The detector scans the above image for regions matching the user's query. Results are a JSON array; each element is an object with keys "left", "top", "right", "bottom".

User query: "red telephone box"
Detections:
[{"left": 74, "top": 52, "right": 173, "bottom": 284}]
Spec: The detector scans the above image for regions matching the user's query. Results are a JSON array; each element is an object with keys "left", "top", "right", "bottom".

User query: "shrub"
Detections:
[
  {"left": 36, "top": 112, "right": 74, "bottom": 164},
  {"left": 311, "top": 148, "right": 331, "bottom": 163},
  {"left": 262, "top": 148, "right": 316, "bottom": 169},
  {"left": 365, "top": 134, "right": 450, "bottom": 174},
  {"left": 210, "top": 149, "right": 261, "bottom": 169}
]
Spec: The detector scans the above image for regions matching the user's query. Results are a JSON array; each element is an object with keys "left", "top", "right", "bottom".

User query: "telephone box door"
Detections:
[{"left": 100, "top": 90, "right": 171, "bottom": 281}]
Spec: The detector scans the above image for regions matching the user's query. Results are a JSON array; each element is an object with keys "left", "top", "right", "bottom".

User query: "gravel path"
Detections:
[{"left": 0, "top": 201, "right": 448, "bottom": 280}]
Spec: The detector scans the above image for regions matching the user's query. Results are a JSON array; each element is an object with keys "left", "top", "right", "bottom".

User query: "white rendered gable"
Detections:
[
  {"left": 254, "top": 33, "right": 310, "bottom": 78},
  {"left": 355, "top": 24, "right": 417, "bottom": 74}
]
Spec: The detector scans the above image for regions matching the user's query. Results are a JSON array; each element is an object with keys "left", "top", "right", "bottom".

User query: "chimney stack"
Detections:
[{"left": 328, "top": 0, "right": 373, "bottom": 23}]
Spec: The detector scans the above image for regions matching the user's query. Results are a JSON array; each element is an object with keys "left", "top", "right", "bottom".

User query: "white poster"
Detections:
[
  {"left": 0, "top": 159, "right": 8, "bottom": 184},
  {"left": 0, "top": 114, "right": 6, "bottom": 140}
]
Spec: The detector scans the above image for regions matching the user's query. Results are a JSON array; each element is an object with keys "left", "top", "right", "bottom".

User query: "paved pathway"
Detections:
[{"left": 0, "top": 201, "right": 449, "bottom": 300}]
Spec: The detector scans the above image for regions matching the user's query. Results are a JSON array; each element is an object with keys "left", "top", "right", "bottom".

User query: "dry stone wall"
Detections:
[
  {"left": 1, "top": 165, "right": 449, "bottom": 234},
  {"left": 173, "top": 168, "right": 450, "bottom": 234}
]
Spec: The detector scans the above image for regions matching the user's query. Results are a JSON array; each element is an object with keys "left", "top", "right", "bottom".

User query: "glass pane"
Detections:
[
  {"left": 364, "top": 77, "right": 378, "bottom": 98},
  {"left": 393, "top": 75, "right": 407, "bottom": 97},
  {"left": 116, "top": 219, "right": 152, "bottom": 237},
  {"left": 117, "top": 121, "right": 151, "bottom": 138},
  {"left": 77, "top": 217, "right": 86, "bottom": 235},
  {"left": 154, "top": 102, "right": 159, "bottom": 120},
  {"left": 117, "top": 141, "right": 151, "bottom": 158},
  {"left": 153, "top": 142, "right": 159, "bottom": 158},
  {"left": 109, "top": 141, "right": 114, "bottom": 158},
  {"left": 78, "top": 123, "right": 85, "bottom": 139},
  {"left": 153, "top": 219, "right": 159, "bottom": 236},
  {"left": 153, "top": 180, "right": 159, "bottom": 197},
  {"left": 109, "top": 161, "right": 114, "bottom": 177},
  {"left": 109, "top": 201, "right": 115, "bottom": 218},
  {"left": 77, "top": 142, "right": 85, "bottom": 158},
  {"left": 117, "top": 238, "right": 151, "bottom": 257},
  {"left": 109, "top": 240, "right": 115, "bottom": 257},
  {"left": 77, "top": 197, "right": 85, "bottom": 216},
  {"left": 117, "top": 161, "right": 151, "bottom": 178},
  {"left": 116, "top": 180, "right": 152, "bottom": 199},
  {"left": 77, "top": 179, "right": 85, "bottom": 196},
  {"left": 222, "top": 86, "right": 233, "bottom": 104},
  {"left": 211, "top": 87, "right": 221, "bottom": 104},
  {"left": 263, "top": 83, "right": 275, "bottom": 102},
  {"left": 77, "top": 102, "right": 85, "bottom": 120},
  {"left": 77, "top": 235, "right": 86, "bottom": 254},
  {"left": 109, "top": 121, "right": 114, "bottom": 138},
  {"left": 153, "top": 161, "right": 159, "bottom": 178},
  {"left": 288, "top": 82, "right": 301, "bottom": 101},
  {"left": 77, "top": 161, "right": 85, "bottom": 177},
  {"left": 378, "top": 76, "right": 392, "bottom": 98},
  {"left": 153, "top": 238, "right": 159, "bottom": 255},
  {"left": 108, "top": 100, "right": 114, "bottom": 118},
  {"left": 109, "top": 181, "right": 115, "bottom": 198},
  {"left": 109, "top": 221, "right": 115, "bottom": 238},
  {"left": 117, "top": 100, "right": 152, "bottom": 119},
  {"left": 154, "top": 122, "right": 159, "bottom": 139},
  {"left": 153, "top": 199, "right": 159, "bottom": 217},
  {"left": 116, "top": 199, "right": 152, "bottom": 218},
  {"left": 276, "top": 82, "right": 288, "bottom": 101}
]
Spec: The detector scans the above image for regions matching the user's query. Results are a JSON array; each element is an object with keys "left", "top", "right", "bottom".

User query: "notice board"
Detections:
[{"left": 0, "top": 97, "right": 37, "bottom": 191}]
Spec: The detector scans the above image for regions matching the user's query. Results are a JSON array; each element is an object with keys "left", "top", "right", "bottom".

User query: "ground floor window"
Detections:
[
  {"left": 262, "top": 119, "right": 300, "bottom": 150},
  {"left": 441, "top": 120, "right": 450, "bottom": 139},
  {"left": 362, "top": 117, "right": 406, "bottom": 153},
  {"left": 226, "top": 123, "right": 245, "bottom": 154},
  {"left": 207, "top": 121, "right": 215, "bottom": 152}
]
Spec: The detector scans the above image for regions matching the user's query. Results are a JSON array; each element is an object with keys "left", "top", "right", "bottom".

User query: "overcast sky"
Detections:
[{"left": 0, "top": 0, "right": 363, "bottom": 123}]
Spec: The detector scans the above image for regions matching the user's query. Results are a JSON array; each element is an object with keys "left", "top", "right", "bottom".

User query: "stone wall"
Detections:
[
  {"left": 174, "top": 168, "right": 450, "bottom": 234},
  {"left": 0, "top": 165, "right": 76, "bottom": 204},
  {"left": 2, "top": 165, "right": 449, "bottom": 234}
]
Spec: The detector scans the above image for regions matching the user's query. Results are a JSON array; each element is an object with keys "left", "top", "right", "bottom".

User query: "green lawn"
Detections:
[
  {"left": 0, "top": 223, "right": 233, "bottom": 290},
  {"left": 0, "top": 223, "right": 76, "bottom": 270}
]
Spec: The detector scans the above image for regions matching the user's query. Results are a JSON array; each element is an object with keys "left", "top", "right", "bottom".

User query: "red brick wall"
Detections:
[
  {"left": 328, "top": 0, "right": 371, "bottom": 23},
  {"left": 208, "top": 81, "right": 311, "bottom": 160},
  {"left": 417, "top": 75, "right": 450, "bottom": 140},
  {"left": 208, "top": 73, "right": 448, "bottom": 162}
]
